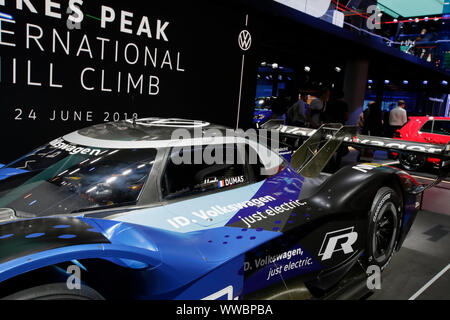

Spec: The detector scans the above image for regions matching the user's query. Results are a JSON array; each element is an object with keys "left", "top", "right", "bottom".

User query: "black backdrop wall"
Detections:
[
  {"left": 1, "top": 0, "right": 448, "bottom": 163},
  {"left": 0, "top": 0, "right": 258, "bottom": 163}
]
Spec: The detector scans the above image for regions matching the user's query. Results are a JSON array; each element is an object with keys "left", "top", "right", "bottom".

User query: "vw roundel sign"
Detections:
[{"left": 238, "top": 30, "right": 252, "bottom": 51}]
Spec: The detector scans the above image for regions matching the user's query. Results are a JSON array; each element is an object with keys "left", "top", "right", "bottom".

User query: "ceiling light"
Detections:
[
  {"left": 0, "top": 12, "right": 13, "bottom": 20},
  {"left": 106, "top": 177, "right": 118, "bottom": 184},
  {"left": 122, "top": 169, "right": 132, "bottom": 176}
]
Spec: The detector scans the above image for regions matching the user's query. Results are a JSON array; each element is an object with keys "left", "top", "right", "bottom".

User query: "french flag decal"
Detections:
[{"left": 218, "top": 180, "right": 225, "bottom": 188}]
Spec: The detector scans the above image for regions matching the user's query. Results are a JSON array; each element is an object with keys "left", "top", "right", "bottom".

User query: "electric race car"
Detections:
[
  {"left": 394, "top": 117, "right": 450, "bottom": 171},
  {"left": 0, "top": 118, "right": 448, "bottom": 300}
]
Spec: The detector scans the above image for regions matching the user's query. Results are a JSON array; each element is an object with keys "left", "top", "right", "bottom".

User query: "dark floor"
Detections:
[
  {"left": 340, "top": 149, "right": 450, "bottom": 300},
  {"left": 369, "top": 210, "right": 450, "bottom": 300}
]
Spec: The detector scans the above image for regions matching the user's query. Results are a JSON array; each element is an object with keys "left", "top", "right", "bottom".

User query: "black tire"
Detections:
[
  {"left": 364, "top": 187, "right": 401, "bottom": 270},
  {"left": 1, "top": 283, "right": 104, "bottom": 300},
  {"left": 399, "top": 152, "right": 426, "bottom": 171}
]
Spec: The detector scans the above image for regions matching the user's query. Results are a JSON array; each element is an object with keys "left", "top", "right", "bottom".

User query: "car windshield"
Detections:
[{"left": 0, "top": 139, "right": 156, "bottom": 217}]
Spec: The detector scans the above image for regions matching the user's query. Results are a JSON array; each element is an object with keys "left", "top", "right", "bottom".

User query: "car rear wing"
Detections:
[
  {"left": 288, "top": 124, "right": 357, "bottom": 178},
  {"left": 261, "top": 120, "right": 450, "bottom": 185}
]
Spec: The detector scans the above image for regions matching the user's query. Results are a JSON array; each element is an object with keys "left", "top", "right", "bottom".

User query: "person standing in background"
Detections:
[
  {"left": 323, "top": 90, "right": 349, "bottom": 125},
  {"left": 301, "top": 92, "right": 309, "bottom": 106},
  {"left": 306, "top": 87, "right": 330, "bottom": 128},
  {"left": 363, "top": 101, "right": 384, "bottom": 136},
  {"left": 322, "top": 90, "right": 350, "bottom": 170},
  {"left": 389, "top": 100, "right": 408, "bottom": 137},
  {"left": 271, "top": 89, "right": 290, "bottom": 121},
  {"left": 286, "top": 91, "right": 307, "bottom": 127},
  {"left": 382, "top": 104, "right": 394, "bottom": 137},
  {"left": 358, "top": 101, "right": 383, "bottom": 162}
]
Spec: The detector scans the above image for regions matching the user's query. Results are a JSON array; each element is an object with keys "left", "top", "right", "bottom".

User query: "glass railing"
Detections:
[{"left": 273, "top": 0, "right": 450, "bottom": 74}]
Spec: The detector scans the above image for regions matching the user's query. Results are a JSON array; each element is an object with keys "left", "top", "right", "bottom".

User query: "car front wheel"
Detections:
[{"left": 1, "top": 283, "right": 104, "bottom": 300}]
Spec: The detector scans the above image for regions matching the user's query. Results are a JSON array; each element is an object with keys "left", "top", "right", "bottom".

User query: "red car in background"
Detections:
[{"left": 395, "top": 116, "right": 450, "bottom": 170}]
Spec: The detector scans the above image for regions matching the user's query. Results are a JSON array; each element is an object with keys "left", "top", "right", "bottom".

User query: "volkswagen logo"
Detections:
[{"left": 238, "top": 30, "right": 252, "bottom": 51}]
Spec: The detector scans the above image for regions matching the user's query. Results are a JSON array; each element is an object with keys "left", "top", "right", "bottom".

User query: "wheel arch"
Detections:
[
  {"left": 0, "top": 257, "right": 142, "bottom": 299},
  {"left": 316, "top": 165, "right": 406, "bottom": 215}
]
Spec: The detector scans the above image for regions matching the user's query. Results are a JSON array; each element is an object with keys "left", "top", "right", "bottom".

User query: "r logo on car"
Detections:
[{"left": 318, "top": 227, "right": 358, "bottom": 261}]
